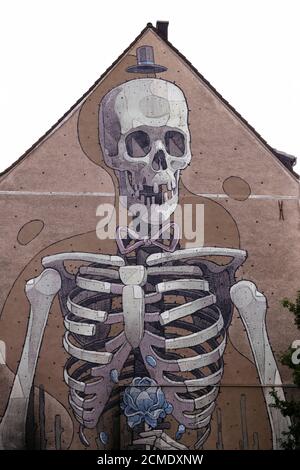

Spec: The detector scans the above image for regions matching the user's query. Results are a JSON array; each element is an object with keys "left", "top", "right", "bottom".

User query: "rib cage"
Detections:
[
  {"left": 42, "top": 247, "right": 246, "bottom": 447},
  {"left": 140, "top": 262, "right": 226, "bottom": 446}
]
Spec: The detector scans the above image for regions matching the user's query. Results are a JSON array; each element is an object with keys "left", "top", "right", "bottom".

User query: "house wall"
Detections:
[{"left": 0, "top": 28, "right": 299, "bottom": 450}]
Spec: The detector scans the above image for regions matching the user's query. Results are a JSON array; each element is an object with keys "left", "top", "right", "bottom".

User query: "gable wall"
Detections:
[{"left": 0, "top": 28, "right": 299, "bottom": 450}]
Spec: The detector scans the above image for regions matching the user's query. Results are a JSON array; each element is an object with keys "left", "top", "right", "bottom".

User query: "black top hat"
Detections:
[{"left": 126, "top": 46, "right": 167, "bottom": 73}]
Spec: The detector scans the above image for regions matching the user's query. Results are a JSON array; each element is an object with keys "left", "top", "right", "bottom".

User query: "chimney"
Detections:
[{"left": 156, "top": 21, "right": 169, "bottom": 41}]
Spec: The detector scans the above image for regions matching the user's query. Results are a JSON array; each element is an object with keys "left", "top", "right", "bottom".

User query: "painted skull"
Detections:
[{"left": 99, "top": 78, "right": 191, "bottom": 224}]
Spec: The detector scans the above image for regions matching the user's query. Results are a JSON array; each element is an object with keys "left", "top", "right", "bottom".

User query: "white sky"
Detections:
[{"left": 0, "top": 0, "right": 299, "bottom": 174}]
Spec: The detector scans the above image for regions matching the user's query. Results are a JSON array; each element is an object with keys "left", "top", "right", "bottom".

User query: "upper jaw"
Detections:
[
  {"left": 125, "top": 171, "right": 177, "bottom": 206},
  {"left": 132, "top": 183, "right": 176, "bottom": 206}
]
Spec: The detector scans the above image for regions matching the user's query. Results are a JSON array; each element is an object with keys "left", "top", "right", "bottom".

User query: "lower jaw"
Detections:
[
  {"left": 128, "top": 197, "right": 178, "bottom": 225},
  {"left": 150, "top": 203, "right": 177, "bottom": 224}
]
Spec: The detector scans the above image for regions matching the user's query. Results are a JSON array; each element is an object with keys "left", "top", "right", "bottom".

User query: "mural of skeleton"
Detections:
[{"left": 0, "top": 74, "right": 291, "bottom": 450}]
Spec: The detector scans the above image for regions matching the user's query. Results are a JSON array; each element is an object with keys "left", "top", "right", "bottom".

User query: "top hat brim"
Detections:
[{"left": 126, "top": 64, "right": 167, "bottom": 74}]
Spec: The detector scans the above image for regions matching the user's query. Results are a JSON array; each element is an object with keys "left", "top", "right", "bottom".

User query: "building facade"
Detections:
[{"left": 0, "top": 22, "right": 299, "bottom": 450}]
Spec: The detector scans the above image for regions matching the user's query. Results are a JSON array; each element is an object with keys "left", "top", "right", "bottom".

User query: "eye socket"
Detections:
[
  {"left": 125, "top": 131, "right": 150, "bottom": 158},
  {"left": 165, "top": 131, "right": 185, "bottom": 157}
]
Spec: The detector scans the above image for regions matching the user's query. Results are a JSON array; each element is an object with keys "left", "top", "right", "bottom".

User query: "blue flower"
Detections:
[
  {"left": 121, "top": 377, "right": 173, "bottom": 429},
  {"left": 175, "top": 424, "right": 186, "bottom": 440}
]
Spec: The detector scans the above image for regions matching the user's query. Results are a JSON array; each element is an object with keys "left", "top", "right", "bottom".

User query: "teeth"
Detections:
[{"left": 153, "top": 183, "right": 159, "bottom": 194}]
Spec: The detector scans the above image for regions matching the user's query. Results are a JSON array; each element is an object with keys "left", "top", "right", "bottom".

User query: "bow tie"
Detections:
[{"left": 116, "top": 223, "right": 180, "bottom": 255}]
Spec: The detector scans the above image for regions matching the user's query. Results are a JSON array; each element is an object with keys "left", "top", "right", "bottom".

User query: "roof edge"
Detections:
[
  {"left": 1, "top": 22, "right": 298, "bottom": 182},
  {"left": 148, "top": 25, "right": 299, "bottom": 181},
  {"left": 0, "top": 23, "right": 153, "bottom": 179}
]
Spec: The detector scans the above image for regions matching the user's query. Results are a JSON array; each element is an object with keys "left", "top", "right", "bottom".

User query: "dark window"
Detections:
[
  {"left": 165, "top": 131, "right": 185, "bottom": 157},
  {"left": 125, "top": 131, "right": 150, "bottom": 157}
]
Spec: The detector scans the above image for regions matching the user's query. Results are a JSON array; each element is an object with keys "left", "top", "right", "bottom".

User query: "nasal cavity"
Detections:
[{"left": 152, "top": 150, "right": 167, "bottom": 171}]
